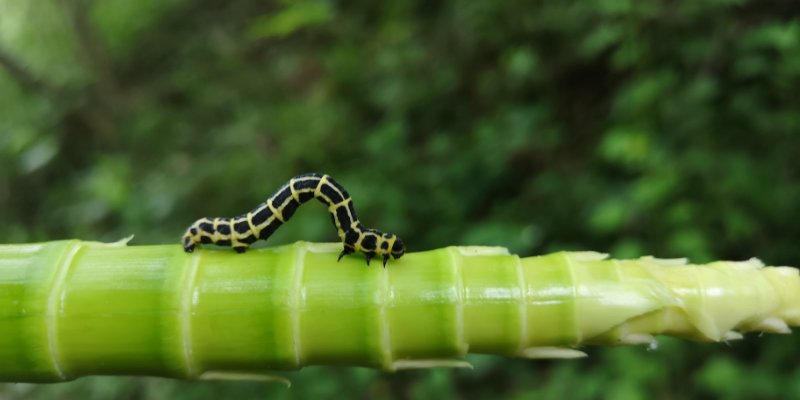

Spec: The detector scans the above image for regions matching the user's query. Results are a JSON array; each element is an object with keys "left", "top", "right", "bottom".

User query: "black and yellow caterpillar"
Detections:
[{"left": 182, "top": 173, "right": 405, "bottom": 266}]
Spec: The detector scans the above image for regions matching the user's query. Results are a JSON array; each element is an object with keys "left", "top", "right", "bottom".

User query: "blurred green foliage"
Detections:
[{"left": 1, "top": 0, "right": 799, "bottom": 398}]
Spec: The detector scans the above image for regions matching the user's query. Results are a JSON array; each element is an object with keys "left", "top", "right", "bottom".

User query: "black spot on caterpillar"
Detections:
[{"left": 182, "top": 173, "right": 406, "bottom": 267}]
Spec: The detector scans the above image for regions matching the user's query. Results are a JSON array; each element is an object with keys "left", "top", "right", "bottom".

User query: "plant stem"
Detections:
[{"left": 1, "top": 240, "right": 798, "bottom": 383}]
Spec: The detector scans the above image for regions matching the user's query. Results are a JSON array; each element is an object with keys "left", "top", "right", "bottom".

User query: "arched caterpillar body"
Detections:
[{"left": 182, "top": 173, "right": 405, "bottom": 266}]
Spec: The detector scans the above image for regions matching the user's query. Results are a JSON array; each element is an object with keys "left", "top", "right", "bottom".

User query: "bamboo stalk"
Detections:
[{"left": 1, "top": 239, "right": 798, "bottom": 383}]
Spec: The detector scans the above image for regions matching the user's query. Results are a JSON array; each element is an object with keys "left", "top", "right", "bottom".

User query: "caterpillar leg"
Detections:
[
  {"left": 338, "top": 247, "right": 354, "bottom": 262},
  {"left": 234, "top": 246, "right": 247, "bottom": 254},
  {"left": 382, "top": 255, "right": 390, "bottom": 268}
]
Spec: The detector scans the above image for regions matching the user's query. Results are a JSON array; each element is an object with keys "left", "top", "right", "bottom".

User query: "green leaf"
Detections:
[{"left": 246, "top": 1, "right": 333, "bottom": 39}]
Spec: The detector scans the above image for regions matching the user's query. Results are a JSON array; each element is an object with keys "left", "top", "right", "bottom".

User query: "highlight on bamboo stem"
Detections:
[{"left": 1, "top": 239, "right": 798, "bottom": 384}]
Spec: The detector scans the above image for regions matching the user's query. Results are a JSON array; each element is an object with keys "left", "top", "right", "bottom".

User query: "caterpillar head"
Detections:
[{"left": 391, "top": 237, "right": 405, "bottom": 259}]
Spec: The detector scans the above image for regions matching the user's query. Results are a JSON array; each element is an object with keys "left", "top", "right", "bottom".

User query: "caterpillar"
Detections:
[{"left": 181, "top": 173, "right": 405, "bottom": 266}]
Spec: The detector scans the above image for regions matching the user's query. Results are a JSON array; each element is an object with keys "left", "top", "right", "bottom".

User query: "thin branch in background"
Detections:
[
  {"left": 53, "top": 0, "right": 122, "bottom": 144},
  {"left": 0, "top": 43, "right": 118, "bottom": 143},
  {"left": 58, "top": 0, "right": 122, "bottom": 113},
  {"left": 0, "top": 47, "right": 56, "bottom": 96}
]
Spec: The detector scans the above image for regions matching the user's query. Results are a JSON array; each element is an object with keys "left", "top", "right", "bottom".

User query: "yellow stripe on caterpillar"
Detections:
[
  {"left": 267, "top": 200, "right": 285, "bottom": 223},
  {"left": 288, "top": 183, "right": 300, "bottom": 203},
  {"left": 246, "top": 212, "right": 259, "bottom": 238}
]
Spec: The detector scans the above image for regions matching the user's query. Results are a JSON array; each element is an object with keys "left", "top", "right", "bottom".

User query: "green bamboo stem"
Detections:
[{"left": 1, "top": 239, "right": 798, "bottom": 383}]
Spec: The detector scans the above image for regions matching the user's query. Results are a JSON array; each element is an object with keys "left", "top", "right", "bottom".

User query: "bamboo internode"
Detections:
[{"left": 1, "top": 240, "right": 798, "bottom": 383}]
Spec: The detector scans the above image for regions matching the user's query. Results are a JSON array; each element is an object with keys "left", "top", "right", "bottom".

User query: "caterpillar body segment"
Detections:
[{"left": 182, "top": 173, "right": 405, "bottom": 266}]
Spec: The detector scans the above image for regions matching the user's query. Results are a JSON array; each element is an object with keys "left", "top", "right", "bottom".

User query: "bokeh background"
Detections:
[{"left": 1, "top": 0, "right": 800, "bottom": 398}]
